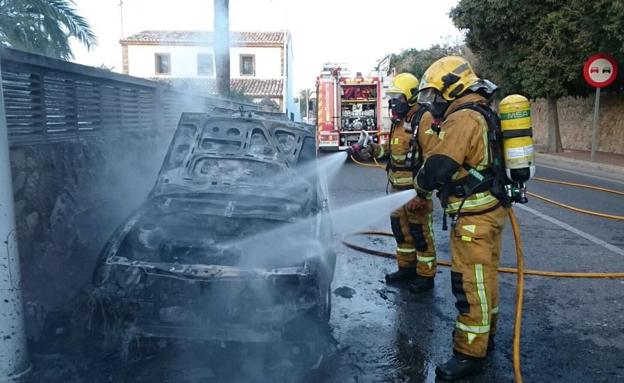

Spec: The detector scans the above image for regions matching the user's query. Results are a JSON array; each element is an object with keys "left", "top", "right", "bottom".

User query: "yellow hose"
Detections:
[
  {"left": 342, "top": 228, "right": 623, "bottom": 383},
  {"left": 373, "top": 157, "right": 383, "bottom": 168},
  {"left": 526, "top": 192, "right": 624, "bottom": 221},
  {"left": 342, "top": 231, "right": 624, "bottom": 278},
  {"left": 533, "top": 177, "right": 624, "bottom": 196},
  {"left": 351, "top": 158, "right": 624, "bottom": 221},
  {"left": 530, "top": 177, "right": 624, "bottom": 220},
  {"left": 350, "top": 154, "right": 385, "bottom": 169},
  {"left": 346, "top": 157, "right": 624, "bottom": 382},
  {"left": 508, "top": 209, "right": 524, "bottom": 383}
]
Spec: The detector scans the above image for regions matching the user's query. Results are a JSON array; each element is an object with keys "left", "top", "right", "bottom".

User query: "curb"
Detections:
[{"left": 536, "top": 152, "right": 624, "bottom": 178}]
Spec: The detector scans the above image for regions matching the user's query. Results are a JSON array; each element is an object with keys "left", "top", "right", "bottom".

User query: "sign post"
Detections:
[
  {"left": 583, "top": 53, "right": 618, "bottom": 161},
  {"left": 590, "top": 87, "right": 600, "bottom": 162}
]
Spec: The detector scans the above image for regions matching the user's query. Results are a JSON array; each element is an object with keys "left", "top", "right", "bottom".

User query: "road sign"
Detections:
[
  {"left": 583, "top": 53, "right": 619, "bottom": 161},
  {"left": 583, "top": 53, "right": 618, "bottom": 88}
]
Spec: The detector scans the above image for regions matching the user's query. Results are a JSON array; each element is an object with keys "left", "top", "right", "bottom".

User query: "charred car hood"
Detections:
[
  {"left": 155, "top": 114, "right": 315, "bottom": 187},
  {"left": 95, "top": 113, "right": 326, "bottom": 284},
  {"left": 149, "top": 114, "right": 318, "bottom": 213}
]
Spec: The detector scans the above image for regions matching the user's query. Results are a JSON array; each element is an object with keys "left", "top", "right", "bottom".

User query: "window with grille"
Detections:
[
  {"left": 197, "top": 53, "right": 214, "bottom": 76},
  {"left": 240, "top": 54, "right": 255, "bottom": 76},
  {"left": 155, "top": 53, "right": 171, "bottom": 75}
]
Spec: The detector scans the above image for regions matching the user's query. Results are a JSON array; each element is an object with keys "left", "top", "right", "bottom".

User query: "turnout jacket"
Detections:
[
  {"left": 369, "top": 106, "right": 438, "bottom": 189},
  {"left": 415, "top": 93, "right": 500, "bottom": 214}
]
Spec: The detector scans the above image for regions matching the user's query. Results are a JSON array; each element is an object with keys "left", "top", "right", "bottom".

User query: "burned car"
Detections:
[{"left": 89, "top": 112, "right": 335, "bottom": 359}]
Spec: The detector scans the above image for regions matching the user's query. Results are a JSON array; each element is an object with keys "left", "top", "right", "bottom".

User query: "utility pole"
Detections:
[
  {"left": 214, "top": 0, "right": 230, "bottom": 96},
  {"left": 0, "top": 59, "right": 31, "bottom": 380},
  {"left": 119, "top": 0, "right": 124, "bottom": 38},
  {"left": 305, "top": 91, "right": 309, "bottom": 119}
]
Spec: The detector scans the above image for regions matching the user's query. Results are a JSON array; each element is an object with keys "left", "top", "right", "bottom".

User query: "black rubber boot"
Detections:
[
  {"left": 409, "top": 276, "right": 435, "bottom": 293},
  {"left": 385, "top": 267, "right": 417, "bottom": 284},
  {"left": 435, "top": 352, "right": 484, "bottom": 381}
]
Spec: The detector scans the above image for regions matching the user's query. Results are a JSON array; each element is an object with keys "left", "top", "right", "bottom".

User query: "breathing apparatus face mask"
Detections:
[
  {"left": 416, "top": 88, "right": 449, "bottom": 119},
  {"left": 388, "top": 93, "right": 409, "bottom": 122},
  {"left": 468, "top": 78, "right": 499, "bottom": 98}
]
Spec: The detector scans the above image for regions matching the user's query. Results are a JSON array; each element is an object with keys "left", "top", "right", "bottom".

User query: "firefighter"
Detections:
[
  {"left": 413, "top": 56, "right": 503, "bottom": 380},
  {"left": 350, "top": 72, "right": 439, "bottom": 292}
]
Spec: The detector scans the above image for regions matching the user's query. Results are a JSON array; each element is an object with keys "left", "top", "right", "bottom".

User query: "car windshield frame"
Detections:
[{"left": 186, "top": 155, "right": 288, "bottom": 185}]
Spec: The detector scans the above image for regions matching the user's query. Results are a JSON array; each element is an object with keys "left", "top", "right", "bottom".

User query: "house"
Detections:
[{"left": 120, "top": 30, "right": 297, "bottom": 118}]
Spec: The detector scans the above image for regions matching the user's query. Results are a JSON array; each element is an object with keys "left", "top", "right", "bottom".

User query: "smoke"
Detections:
[
  {"left": 31, "top": 129, "right": 412, "bottom": 381},
  {"left": 27, "top": 12, "right": 358, "bottom": 380},
  {"left": 202, "top": 155, "right": 413, "bottom": 381}
]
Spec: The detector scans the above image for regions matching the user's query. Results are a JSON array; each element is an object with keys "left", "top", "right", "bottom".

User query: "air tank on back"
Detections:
[{"left": 498, "top": 95, "right": 535, "bottom": 183}]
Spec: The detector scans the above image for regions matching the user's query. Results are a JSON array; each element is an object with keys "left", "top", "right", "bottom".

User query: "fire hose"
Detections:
[
  {"left": 351, "top": 155, "right": 624, "bottom": 222},
  {"left": 345, "top": 154, "right": 624, "bottom": 382}
]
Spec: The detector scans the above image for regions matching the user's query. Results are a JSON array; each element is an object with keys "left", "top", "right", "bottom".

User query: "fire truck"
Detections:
[{"left": 316, "top": 64, "right": 385, "bottom": 151}]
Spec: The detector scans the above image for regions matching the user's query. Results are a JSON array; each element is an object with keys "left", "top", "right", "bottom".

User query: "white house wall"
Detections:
[
  {"left": 230, "top": 47, "right": 281, "bottom": 79},
  {"left": 284, "top": 37, "right": 300, "bottom": 121},
  {"left": 126, "top": 45, "right": 282, "bottom": 79}
]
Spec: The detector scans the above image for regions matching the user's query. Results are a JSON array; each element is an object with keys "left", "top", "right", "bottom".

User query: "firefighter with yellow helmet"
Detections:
[
  {"left": 350, "top": 72, "right": 439, "bottom": 292},
  {"left": 413, "top": 56, "right": 504, "bottom": 380}
]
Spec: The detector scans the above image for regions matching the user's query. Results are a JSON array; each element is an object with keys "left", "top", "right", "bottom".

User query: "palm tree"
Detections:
[{"left": 0, "top": 0, "right": 96, "bottom": 60}]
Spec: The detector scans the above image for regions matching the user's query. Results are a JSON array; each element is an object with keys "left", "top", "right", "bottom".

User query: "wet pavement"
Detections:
[
  {"left": 322, "top": 160, "right": 624, "bottom": 383},
  {"left": 26, "top": 157, "right": 624, "bottom": 382}
]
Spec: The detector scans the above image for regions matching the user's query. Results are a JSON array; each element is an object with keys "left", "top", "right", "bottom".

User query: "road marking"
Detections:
[
  {"left": 515, "top": 204, "right": 624, "bottom": 257},
  {"left": 536, "top": 162, "right": 624, "bottom": 187}
]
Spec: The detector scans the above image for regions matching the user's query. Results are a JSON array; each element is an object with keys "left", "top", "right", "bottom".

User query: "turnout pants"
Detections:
[
  {"left": 450, "top": 206, "right": 506, "bottom": 358},
  {"left": 390, "top": 199, "right": 437, "bottom": 278}
]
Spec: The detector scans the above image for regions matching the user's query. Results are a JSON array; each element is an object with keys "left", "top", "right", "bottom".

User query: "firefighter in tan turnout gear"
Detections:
[
  {"left": 350, "top": 72, "right": 439, "bottom": 293},
  {"left": 413, "top": 56, "right": 505, "bottom": 380}
]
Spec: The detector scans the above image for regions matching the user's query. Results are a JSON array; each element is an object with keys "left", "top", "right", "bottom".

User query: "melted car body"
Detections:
[{"left": 90, "top": 112, "right": 334, "bottom": 349}]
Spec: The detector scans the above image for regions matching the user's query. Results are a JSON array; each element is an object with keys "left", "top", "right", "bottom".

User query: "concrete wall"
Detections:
[
  {"left": 127, "top": 45, "right": 282, "bottom": 79},
  {"left": 10, "top": 131, "right": 173, "bottom": 340},
  {"left": 531, "top": 94, "right": 624, "bottom": 154}
]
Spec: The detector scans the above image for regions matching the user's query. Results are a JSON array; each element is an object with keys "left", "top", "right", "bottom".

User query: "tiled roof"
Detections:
[
  {"left": 232, "top": 78, "right": 283, "bottom": 97},
  {"left": 154, "top": 78, "right": 284, "bottom": 97},
  {"left": 121, "top": 31, "right": 286, "bottom": 46}
]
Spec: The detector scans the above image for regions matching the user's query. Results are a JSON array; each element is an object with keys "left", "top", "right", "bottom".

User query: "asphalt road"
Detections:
[
  {"left": 321, "top": 158, "right": 624, "bottom": 383},
  {"left": 25, "top": 156, "right": 624, "bottom": 383}
]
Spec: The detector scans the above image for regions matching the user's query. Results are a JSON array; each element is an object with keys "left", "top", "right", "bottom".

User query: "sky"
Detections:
[{"left": 70, "top": 0, "right": 462, "bottom": 92}]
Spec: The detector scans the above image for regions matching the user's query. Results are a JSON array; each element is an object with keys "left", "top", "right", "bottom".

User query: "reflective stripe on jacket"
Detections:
[
  {"left": 371, "top": 106, "right": 436, "bottom": 188},
  {"left": 416, "top": 93, "right": 499, "bottom": 214}
]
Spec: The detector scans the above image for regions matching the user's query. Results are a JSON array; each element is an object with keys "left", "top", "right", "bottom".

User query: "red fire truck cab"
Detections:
[{"left": 316, "top": 64, "right": 384, "bottom": 151}]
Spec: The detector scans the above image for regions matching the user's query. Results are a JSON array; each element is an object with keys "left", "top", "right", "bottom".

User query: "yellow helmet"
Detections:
[
  {"left": 387, "top": 73, "right": 419, "bottom": 102},
  {"left": 418, "top": 56, "right": 479, "bottom": 101}
]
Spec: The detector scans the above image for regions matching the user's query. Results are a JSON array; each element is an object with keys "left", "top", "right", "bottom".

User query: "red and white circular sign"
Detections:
[{"left": 583, "top": 53, "right": 618, "bottom": 88}]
